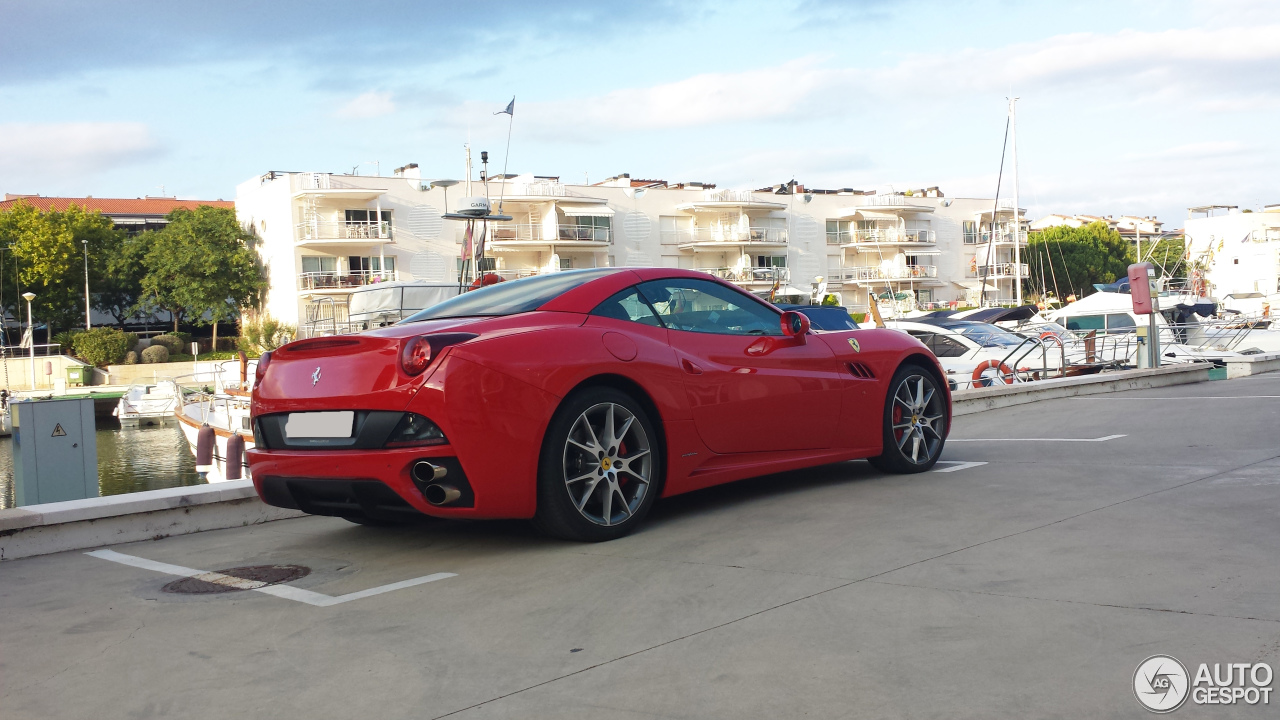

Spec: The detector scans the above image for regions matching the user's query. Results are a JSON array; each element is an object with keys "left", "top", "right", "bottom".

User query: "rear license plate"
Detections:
[{"left": 284, "top": 411, "right": 354, "bottom": 439}]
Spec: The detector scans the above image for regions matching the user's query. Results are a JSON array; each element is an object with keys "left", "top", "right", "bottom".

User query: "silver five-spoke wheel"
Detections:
[
  {"left": 562, "top": 402, "right": 653, "bottom": 527},
  {"left": 889, "top": 372, "right": 946, "bottom": 466}
]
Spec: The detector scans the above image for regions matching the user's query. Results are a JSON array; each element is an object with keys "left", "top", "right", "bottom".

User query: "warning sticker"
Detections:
[{"left": 51, "top": 423, "right": 66, "bottom": 437}]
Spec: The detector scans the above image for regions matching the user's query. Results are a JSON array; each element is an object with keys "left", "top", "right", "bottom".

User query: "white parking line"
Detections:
[
  {"left": 932, "top": 461, "right": 988, "bottom": 473},
  {"left": 1072, "top": 396, "right": 1280, "bottom": 400},
  {"left": 86, "top": 549, "right": 455, "bottom": 607},
  {"left": 947, "top": 434, "right": 1126, "bottom": 443}
]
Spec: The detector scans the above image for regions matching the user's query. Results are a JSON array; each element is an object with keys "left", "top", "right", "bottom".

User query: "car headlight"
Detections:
[{"left": 383, "top": 412, "right": 447, "bottom": 447}]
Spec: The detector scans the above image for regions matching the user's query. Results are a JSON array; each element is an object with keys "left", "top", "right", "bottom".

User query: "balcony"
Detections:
[
  {"left": 486, "top": 223, "right": 612, "bottom": 247},
  {"left": 290, "top": 173, "right": 388, "bottom": 200},
  {"left": 839, "top": 265, "right": 939, "bottom": 284},
  {"left": 964, "top": 229, "right": 1028, "bottom": 245},
  {"left": 297, "top": 269, "right": 400, "bottom": 292},
  {"left": 663, "top": 227, "right": 789, "bottom": 250},
  {"left": 698, "top": 266, "right": 790, "bottom": 286},
  {"left": 295, "top": 220, "right": 393, "bottom": 245},
  {"left": 966, "top": 263, "right": 1030, "bottom": 279},
  {"left": 827, "top": 228, "right": 936, "bottom": 247}
]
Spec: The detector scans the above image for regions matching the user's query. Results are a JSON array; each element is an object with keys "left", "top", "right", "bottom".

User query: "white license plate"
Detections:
[{"left": 284, "top": 411, "right": 354, "bottom": 439}]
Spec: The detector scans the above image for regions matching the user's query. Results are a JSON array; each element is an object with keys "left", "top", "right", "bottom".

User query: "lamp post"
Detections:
[
  {"left": 83, "top": 238, "right": 91, "bottom": 330},
  {"left": 23, "top": 291, "right": 35, "bottom": 390}
]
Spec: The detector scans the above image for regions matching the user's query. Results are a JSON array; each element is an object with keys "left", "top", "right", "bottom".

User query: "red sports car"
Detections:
[{"left": 247, "top": 268, "right": 950, "bottom": 541}]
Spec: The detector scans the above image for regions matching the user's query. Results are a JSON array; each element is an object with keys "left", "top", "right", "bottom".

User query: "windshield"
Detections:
[
  {"left": 400, "top": 268, "right": 621, "bottom": 323},
  {"left": 956, "top": 324, "right": 1025, "bottom": 348}
]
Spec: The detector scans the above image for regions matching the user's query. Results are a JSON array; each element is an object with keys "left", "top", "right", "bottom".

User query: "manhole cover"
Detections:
[{"left": 162, "top": 565, "right": 311, "bottom": 595}]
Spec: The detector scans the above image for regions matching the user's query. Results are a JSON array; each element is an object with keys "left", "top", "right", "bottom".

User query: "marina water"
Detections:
[{"left": 0, "top": 421, "right": 204, "bottom": 510}]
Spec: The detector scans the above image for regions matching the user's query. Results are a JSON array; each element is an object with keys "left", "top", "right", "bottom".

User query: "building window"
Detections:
[
  {"left": 918, "top": 289, "right": 933, "bottom": 303},
  {"left": 349, "top": 256, "right": 396, "bottom": 274},
  {"left": 563, "top": 215, "right": 610, "bottom": 242},
  {"left": 826, "top": 219, "right": 850, "bottom": 244},
  {"left": 963, "top": 221, "right": 978, "bottom": 244},
  {"left": 301, "top": 256, "right": 338, "bottom": 274},
  {"left": 755, "top": 255, "right": 787, "bottom": 268},
  {"left": 560, "top": 257, "right": 573, "bottom": 270},
  {"left": 345, "top": 209, "right": 391, "bottom": 223}
]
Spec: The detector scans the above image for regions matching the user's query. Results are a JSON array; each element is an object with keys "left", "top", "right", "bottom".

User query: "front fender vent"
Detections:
[{"left": 847, "top": 362, "right": 876, "bottom": 380}]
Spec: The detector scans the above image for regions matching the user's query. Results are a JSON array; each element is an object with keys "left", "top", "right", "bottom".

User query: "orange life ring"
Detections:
[
  {"left": 1039, "top": 331, "right": 1063, "bottom": 347},
  {"left": 971, "top": 359, "right": 1015, "bottom": 387}
]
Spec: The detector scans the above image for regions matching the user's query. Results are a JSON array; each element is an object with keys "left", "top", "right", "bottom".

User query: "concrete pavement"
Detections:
[{"left": 2, "top": 374, "right": 1278, "bottom": 718}]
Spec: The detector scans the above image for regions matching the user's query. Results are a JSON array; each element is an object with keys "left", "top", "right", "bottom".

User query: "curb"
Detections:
[
  {"left": 0, "top": 481, "right": 305, "bottom": 562},
  {"left": 952, "top": 363, "right": 1213, "bottom": 416}
]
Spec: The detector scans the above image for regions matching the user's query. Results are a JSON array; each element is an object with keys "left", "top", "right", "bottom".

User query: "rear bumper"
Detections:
[{"left": 247, "top": 446, "right": 501, "bottom": 520}]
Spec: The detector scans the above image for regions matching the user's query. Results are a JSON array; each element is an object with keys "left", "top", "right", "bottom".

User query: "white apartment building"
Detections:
[
  {"left": 234, "top": 168, "right": 1028, "bottom": 333},
  {"left": 1184, "top": 204, "right": 1280, "bottom": 308},
  {"left": 1029, "top": 213, "right": 1163, "bottom": 237}
]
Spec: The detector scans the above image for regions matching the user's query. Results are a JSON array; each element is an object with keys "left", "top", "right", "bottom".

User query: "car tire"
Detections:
[
  {"left": 868, "top": 364, "right": 947, "bottom": 474},
  {"left": 532, "top": 387, "right": 662, "bottom": 542}
]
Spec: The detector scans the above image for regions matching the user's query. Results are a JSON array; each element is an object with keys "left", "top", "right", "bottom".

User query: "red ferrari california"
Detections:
[{"left": 247, "top": 268, "right": 950, "bottom": 541}]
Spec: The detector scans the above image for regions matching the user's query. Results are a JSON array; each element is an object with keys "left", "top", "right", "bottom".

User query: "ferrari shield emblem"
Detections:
[{"left": 848, "top": 337, "right": 861, "bottom": 353}]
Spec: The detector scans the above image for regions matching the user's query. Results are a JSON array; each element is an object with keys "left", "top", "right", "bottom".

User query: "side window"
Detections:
[
  {"left": 1105, "top": 314, "right": 1136, "bottom": 333},
  {"left": 1065, "top": 315, "right": 1105, "bottom": 332},
  {"left": 905, "top": 330, "right": 936, "bottom": 348},
  {"left": 591, "top": 288, "right": 662, "bottom": 327},
  {"left": 637, "top": 278, "right": 781, "bottom": 336},
  {"left": 932, "top": 334, "right": 970, "bottom": 358}
]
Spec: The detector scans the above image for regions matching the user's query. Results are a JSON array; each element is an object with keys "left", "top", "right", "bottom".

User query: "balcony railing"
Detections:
[
  {"left": 966, "top": 263, "right": 1030, "bottom": 279},
  {"left": 296, "top": 220, "right": 392, "bottom": 243},
  {"left": 294, "top": 173, "right": 371, "bottom": 191},
  {"left": 663, "top": 227, "right": 788, "bottom": 245},
  {"left": 964, "top": 230, "right": 1028, "bottom": 245},
  {"left": 487, "top": 223, "right": 612, "bottom": 244},
  {"left": 827, "top": 228, "right": 936, "bottom": 245},
  {"left": 297, "top": 269, "right": 400, "bottom": 291},
  {"left": 839, "top": 265, "right": 938, "bottom": 282},
  {"left": 699, "top": 266, "right": 791, "bottom": 284}
]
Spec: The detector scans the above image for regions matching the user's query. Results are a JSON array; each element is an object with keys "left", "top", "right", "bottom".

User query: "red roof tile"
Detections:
[{"left": 0, "top": 196, "right": 233, "bottom": 216}]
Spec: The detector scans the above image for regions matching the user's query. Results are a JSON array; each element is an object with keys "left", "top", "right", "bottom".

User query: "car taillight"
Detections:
[
  {"left": 401, "top": 337, "right": 433, "bottom": 376},
  {"left": 255, "top": 351, "right": 272, "bottom": 386},
  {"left": 400, "top": 333, "right": 478, "bottom": 377},
  {"left": 383, "top": 412, "right": 447, "bottom": 447}
]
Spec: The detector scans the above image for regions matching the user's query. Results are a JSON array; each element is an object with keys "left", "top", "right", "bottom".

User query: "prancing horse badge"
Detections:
[
  {"left": 848, "top": 337, "right": 861, "bottom": 353},
  {"left": 311, "top": 366, "right": 322, "bottom": 386}
]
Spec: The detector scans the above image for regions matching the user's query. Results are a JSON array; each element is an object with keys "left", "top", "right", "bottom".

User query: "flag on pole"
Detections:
[{"left": 495, "top": 98, "right": 514, "bottom": 116}]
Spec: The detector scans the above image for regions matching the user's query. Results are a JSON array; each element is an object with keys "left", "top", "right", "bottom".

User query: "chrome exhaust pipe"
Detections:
[
  {"left": 412, "top": 460, "right": 447, "bottom": 485},
  {"left": 423, "top": 483, "right": 461, "bottom": 506}
]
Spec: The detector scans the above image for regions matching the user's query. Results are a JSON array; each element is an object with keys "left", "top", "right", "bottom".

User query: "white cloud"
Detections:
[
  {"left": 468, "top": 23, "right": 1280, "bottom": 140},
  {"left": 336, "top": 90, "right": 396, "bottom": 119},
  {"left": 0, "top": 122, "right": 160, "bottom": 180}
]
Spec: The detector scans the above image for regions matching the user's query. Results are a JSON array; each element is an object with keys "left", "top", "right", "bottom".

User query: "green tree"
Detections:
[
  {"left": 0, "top": 201, "right": 122, "bottom": 334},
  {"left": 1026, "top": 221, "right": 1134, "bottom": 300},
  {"left": 141, "top": 206, "right": 267, "bottom": 343},
  {"left": 97, "top": 230, "right": 151, "bottom": 327}
]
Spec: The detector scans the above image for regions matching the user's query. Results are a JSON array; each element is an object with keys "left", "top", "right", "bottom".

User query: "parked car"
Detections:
[
  {"left": 885, "top": 318, "right": 1057, "bottom": 388},
  {"left": 248, "top": 268, "right": 951, "bottom": 541}
]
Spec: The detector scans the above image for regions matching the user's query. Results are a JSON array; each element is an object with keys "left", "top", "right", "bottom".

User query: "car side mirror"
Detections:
[{"left": 780, "top": 311, "right": 810, "bottom": 341}]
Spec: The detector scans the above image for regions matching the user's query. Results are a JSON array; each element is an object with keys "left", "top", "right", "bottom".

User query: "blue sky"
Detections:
[{"left": 2, "top": 0, "right": 1277, "bottom": 228}]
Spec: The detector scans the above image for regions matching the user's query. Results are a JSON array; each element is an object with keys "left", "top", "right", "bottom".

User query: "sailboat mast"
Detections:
[{"left": 1010, "top": 96, "right": 1021, "bottom": 306}]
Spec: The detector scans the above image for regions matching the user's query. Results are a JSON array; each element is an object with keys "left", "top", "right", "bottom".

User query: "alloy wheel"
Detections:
[
  {"left": 889, "top": 374, "right": 946, "bottom": 465},
  {"left": 562, "top": 402, "right": 653, "bottom": 527}
]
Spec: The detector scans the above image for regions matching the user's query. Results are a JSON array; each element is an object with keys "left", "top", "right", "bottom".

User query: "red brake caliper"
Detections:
[{"left": 892, "top": 404, "right": 904, "bottom": 442}]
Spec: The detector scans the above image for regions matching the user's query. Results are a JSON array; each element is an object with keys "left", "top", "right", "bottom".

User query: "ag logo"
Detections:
[
  {"left": 848, "top": 337, "right": 861, "bottom": 353},
  {"left": 1134, "top": 655, "right": 1190, "bottom": 713}
]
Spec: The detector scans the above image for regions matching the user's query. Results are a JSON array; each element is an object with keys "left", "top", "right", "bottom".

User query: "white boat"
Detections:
[
  {"left": 175, "top": 391, "right": 254, "bottom": 483},
  {"left": 112, "top": 380, "right": 180, "bottom": 425},
  {"left": 172, "top": 358, "right": 258, "bottom": 483}
]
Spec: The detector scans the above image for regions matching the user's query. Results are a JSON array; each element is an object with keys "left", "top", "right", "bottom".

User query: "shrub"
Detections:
[
  {"left": 240, "top": 314, "right": 295, "bottom": 354},
  {"left": 852, "top": 313, "right": 868, "bottom": 323},
  {"left": 141, "top": 345, "right": 170, "bottom": 364},
  {"left": 54, "top": 329, "right": 84, "bottom": 354},
  {"left": 71, "top": 327, "right": 133, "bottom": 367},
  {"left": 150, "top": 334, "right": 184, "bottom": 354},
  {"left": 124, "top": 351, "right": 139, "bottom": 365}
]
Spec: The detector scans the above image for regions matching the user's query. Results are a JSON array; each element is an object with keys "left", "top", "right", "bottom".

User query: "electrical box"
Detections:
[
  {"left": 12, "top": 398, "right": 99, "bottom": 506},
  {"left": 1128, "top": 262, "right": 1159, "bottom": 315}
]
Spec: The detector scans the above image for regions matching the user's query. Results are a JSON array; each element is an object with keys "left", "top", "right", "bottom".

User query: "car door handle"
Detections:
[{"left": 681, "top": 358, "right": 703, "bottom": 375}]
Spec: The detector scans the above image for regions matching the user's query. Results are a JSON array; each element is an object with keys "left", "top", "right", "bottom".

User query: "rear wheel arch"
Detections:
[{"left": 551, "top": 374, "right": 668, "bottom": 492}]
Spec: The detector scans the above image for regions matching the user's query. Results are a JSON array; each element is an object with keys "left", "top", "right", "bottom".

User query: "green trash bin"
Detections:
[{"left": 66, "top": 365, "right": 86, "bottom": 387}]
